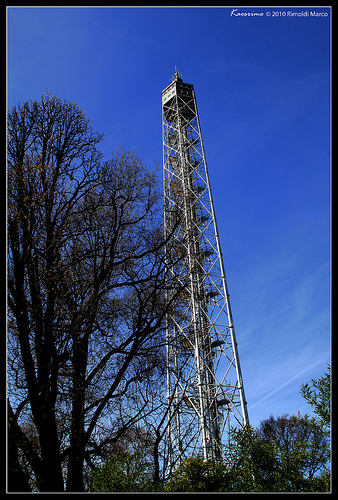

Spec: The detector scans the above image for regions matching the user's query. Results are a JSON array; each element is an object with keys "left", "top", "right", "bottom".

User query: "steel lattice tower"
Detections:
[{"left": 162, "top": 69, "right": 249, "bottom": 472}]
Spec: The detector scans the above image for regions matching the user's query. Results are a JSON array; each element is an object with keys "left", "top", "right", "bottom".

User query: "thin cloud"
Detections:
[{"left": 248, "top": 353, "right": 328, "bottom": 412}]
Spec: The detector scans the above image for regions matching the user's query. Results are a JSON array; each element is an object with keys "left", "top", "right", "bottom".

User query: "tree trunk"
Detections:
[
  {"left": 153, "top": 428, "right": 161, "bottom": 485},
  {"left": 38, "top": 418, "right": 64, "bottom": 492},
  {"left": 7, "top": 439, "right": 31, "bottom": 492},
  {"left": 39, "top": 458, "right": 64, "bottom": 492},
  {"left": 66, "top": 446, "right": 85, "bottom": 492},
  {"left": 66, "top": 337, "right": 87, "bottom": 492}
]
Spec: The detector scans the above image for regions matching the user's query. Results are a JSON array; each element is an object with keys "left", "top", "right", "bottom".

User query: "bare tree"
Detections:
[{"left": 7, "top": 93, "right": 183, "bottom": 492}]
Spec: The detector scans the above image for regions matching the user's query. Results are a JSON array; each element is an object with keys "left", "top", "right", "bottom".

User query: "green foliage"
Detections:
[
  {"left": 87, "top": 369, "right": 331, "bottom": 493},
  {"left": 163, "top": 413, "right": 330, "bottom": 493},
  {"left": 226, "top": 415, "right": 330, "bottom": 492},
  {"left": 89, "top": 452, "right": 155, "bottom": 492},
  {"left": 304, "top": 471, "right": 330, "bottom": 492},
  {"left": 163, "top": 456, "right": 225, "bottom": 492},
  {"left": 224, "top": 425, "right": 280, "bottom": 492},
  {"left": 89, "top": 366, "right": 331, "bottom": 493},
  {"left": 300, "top": 364, "right": 331, "bottom": 432}
]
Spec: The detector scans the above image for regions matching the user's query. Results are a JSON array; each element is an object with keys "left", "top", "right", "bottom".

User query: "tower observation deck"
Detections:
[{"left": 162, "top": 69, "right": 249, "bottom": 473}]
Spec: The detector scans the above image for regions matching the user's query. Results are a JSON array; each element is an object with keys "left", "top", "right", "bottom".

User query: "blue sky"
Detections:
[{"left": 7, "top": 6, "right": 331, "bottom": 429}]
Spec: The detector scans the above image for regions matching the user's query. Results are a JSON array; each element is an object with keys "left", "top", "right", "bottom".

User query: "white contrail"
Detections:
[{"left": 248, "top": 355, "right": 328, "bottom": 412}]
